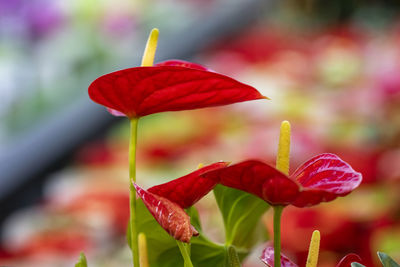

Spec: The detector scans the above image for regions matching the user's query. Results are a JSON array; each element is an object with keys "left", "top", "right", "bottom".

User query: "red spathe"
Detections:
[{"left": 89, "top": 60, "right": 266, "bottom": 118}]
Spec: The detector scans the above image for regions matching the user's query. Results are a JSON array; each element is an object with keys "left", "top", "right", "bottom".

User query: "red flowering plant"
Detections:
[
  {"left": 201, "top": 121, "right": 362, "bottom": 267},
  {"left": 87, "top": 28, "right": 267, "bottom": 267},
  {"left": 82, "top": 28, "right": 376, "bottom": 267}
]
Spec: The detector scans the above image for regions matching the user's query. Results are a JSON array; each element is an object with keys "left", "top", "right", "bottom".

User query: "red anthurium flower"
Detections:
[
  {"left": 336, "top": 253, "right": 364, "bottom": 267},
  {"left": 261, "top": 245, "right": 298, "bottom": 267},
  {"left": 133, "top": 183, "right": 199, "bottom": 243},
  {"left": 202, "top": 153, "right": 362, "bottom": 207},
  {"left": 88, "top": 60, "right": 266, "bottom": 118},
  {"left": 148, "top": 161, "right": 229, "bottom": 208}
]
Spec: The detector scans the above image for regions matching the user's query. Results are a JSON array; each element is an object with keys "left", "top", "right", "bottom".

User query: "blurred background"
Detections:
[{"left": 1, "top": 0, "right": 400, "bottom": 266}]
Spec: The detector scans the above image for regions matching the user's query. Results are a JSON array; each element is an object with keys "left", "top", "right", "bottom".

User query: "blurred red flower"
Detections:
[
  {"left": 260, "top": 245, "right": 363, "bottom": 267},
  {"left": 336, "top": 253, "right": 364, "bottom": 267},
  {"left": 261, "top": 245, "right": 298, "bottom": 267}
]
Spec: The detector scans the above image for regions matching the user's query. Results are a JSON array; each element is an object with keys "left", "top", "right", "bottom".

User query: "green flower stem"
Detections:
[
  {"left": 273, "top": 206, "right": 284, "bottom": 267},
  {"left": 227, "top": 246, "right": 241, "bottom": 267},
  {"left": 177, "top": 241, "right": 194, "bottom": 267},
  {"left": 129, "top": 118, "right": 139, "bottom": 267}
]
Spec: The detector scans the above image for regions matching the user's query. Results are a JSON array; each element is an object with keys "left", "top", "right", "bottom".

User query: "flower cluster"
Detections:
[{"left": 88, "top": 28, "right": 364, "bottom": 267}]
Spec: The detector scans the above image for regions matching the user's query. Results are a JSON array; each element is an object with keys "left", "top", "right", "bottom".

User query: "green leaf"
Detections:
[
  {"left": 75, "top": 252, "right": 88, "bottom": 267},
  {"left": 186, "top": 206, "right": 202, "bottom": 230},
  {"left": 377, "top": 252, "right": 400, "bottom": 267},
  {"left": 213, "top": 185, "right": 269, "bottom": 248},
  {"left": 128, "top": 199, "right": 233, "bottom": 267},
  {"left": 351, "top": 263, "right": 366, "bottom": 267}
]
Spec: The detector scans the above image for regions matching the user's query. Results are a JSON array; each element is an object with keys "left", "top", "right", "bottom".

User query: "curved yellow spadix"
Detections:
[
  {"left": 306, "top": 230, "right": 320, "bottom": 267},
  {"left": 276, "top": 120, "right": 291, "bottom": 175},
  {"left": 141, "top": 28, "right": 159, "bottom": 67}
]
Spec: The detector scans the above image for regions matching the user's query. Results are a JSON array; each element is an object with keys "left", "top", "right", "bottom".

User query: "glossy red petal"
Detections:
[
  {"left": 202, "top": 160, "right": 300, "bottom": 206},
  {"left": 260, "top": 245, "right": 298, "bottom": 267},
  {"left": 291, "top": 153, "right": 362, "bottom": 207},
  {"left": 148, "top": 162, "right": 229, "bottom": 208},
  {"left": 88, "top": 65, "right": 266, "bottom": 118},
  {"left": 133, "top": 183, "right": 198, "bottom": 243},
  {"left": 154, "top": 60, "right": 210, "bottom": 71},
  {"left": 336, "top": 253, "right": 363, "bottom": 267}
]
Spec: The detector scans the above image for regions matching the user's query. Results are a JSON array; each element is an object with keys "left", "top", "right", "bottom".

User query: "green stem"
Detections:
[
  {"left": 227, "top": 246, "right": 241, "bottom": 267},
  {"left": 129, "top": 118, "right": 139, "bottom": 267},
  {"left": 273, "top": 206, "right": 284, "bottom": 267},
  {"left": 177, "top": 241, "right": 194, "bottom": 267}
]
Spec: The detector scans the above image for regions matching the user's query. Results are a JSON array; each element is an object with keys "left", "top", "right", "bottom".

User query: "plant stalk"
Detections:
[
  {"left": 273, "top": 206, "right": 284, "bottom": 267},
  {"left": 177, "top": 241, "right": 194, "bottom": 267},
  {"left": 139, "top": 233, "right": 149, "bottom": 267},
  {"left": 227, "top": 245, "right": 241, "bottom": 267},
  {"left": 129, "top": 118, "right": 139, "bottom": 267}
]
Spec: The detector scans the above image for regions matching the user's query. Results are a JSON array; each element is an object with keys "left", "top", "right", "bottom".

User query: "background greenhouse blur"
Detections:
[
  {"left": 1, "top": 0, "right": 400, "bottom": 266},
  {"left": 0, "top": 0, "right": 220, "bottom": 145}
]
